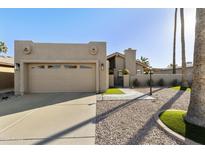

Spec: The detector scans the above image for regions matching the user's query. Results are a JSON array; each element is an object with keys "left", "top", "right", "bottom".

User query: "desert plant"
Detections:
[
  {"left": 171, "top": 79, "right": 178, "bottom": 86},
  {"left": 133, "top": 79, "right": 140, "bottom": 87},
  {"left": 158, "top": 79, "right": 164, "bottom": 87},
  {"left": 147, "top": 79, "right": 154, "bottom": 86},
  {"left": 122, "top": 69, "right": 130, "bottom": 75}
]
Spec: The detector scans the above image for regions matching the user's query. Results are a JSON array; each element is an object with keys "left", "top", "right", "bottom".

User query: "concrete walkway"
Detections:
[
  {"left": 0, "top": 93, "right": 96, "bottom": 145},
  {"left": 97, "top": 88, "right": 154, "bottom": 101}
]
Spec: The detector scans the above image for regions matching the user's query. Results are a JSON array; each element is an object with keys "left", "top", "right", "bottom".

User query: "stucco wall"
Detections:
[
  {"left": 15, "top": 41, "right": 107, "bottom": 94},
  {"left": 136, "top": 64, "right": 144, "bottom": 74},
  {"left": 130, "top": 74, "right": 192, "bottom": 87},
  {"left": 124, "top": 48, "right": 136, "bottom": 75},
  {"left": 0, "top": 72, "right": 14, "bottom": 90}
]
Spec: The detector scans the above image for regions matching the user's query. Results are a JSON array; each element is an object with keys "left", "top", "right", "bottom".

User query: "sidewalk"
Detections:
[{"left": 97, "top": 88, "right": 155, "bottom": 101}]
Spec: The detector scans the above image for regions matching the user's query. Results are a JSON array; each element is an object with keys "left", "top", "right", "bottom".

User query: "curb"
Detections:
[{"left": 154, "top": 110, "right": 200, "bottom": 145}]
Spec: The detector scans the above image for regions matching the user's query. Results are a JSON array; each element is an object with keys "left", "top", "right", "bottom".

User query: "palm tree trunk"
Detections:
[
  {"left": 180, "top": 8, "right": 189, "bottom": 88},
  {"left": 173, "top": 8, "right": 177, "bottom": 74},
  {"left": 186, "top": 9, "right": 205, "bottom": 127}
]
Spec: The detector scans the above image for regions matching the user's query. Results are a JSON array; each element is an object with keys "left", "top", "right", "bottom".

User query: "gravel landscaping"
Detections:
[{"left": 95, "top": 87, "right": 190, "bottom": 145}]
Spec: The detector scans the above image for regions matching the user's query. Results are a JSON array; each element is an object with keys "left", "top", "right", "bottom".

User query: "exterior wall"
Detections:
[
  {"left": 123, "top": 75, "right": 130, "bottom": 87},
  {"left": 124, "top": 48, "right": 136, "bottom": 75},
  {"left": 154, "top": 67, "right": 193, "bottom": 77},
  {"left": 0, "top": 66, "right": 14, "bottom": 90},
  {"left": 109, "top": 74, "right": 114, "bottom": 87},
  {"left": 130, "top": 74, "right": 193, "bottom": 87},
  {"left": 136, "top": 64, "right": 144, "bottom": 74},
  {"left": 15, "top": 41, "right": 107, "bottom": 94}
]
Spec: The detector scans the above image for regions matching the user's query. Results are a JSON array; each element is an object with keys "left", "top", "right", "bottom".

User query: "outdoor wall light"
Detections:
[
  {"left": 15, "top": 63, "right": 20, "bottom": 71},
  {"left": 101, "top": 63, "right": 104, "bottom": 71}
]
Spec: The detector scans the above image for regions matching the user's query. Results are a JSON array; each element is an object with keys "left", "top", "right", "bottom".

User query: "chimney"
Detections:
[{"left": 124, "top": 48, "right": 136, "bottom": 75}]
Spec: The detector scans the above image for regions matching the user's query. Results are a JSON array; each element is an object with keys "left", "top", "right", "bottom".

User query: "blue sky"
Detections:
[{"left": 0, "top": 8, "right": 196, "bottom": 68}]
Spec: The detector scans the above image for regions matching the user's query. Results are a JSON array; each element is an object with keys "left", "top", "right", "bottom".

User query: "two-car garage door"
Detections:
[{"left": 28, "top": 63, "right": 96, "bottom": 93}]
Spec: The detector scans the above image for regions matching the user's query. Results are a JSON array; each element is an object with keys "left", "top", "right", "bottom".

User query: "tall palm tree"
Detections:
[
  {"left": 180, "top": 8, "right": 189, "bottom": 89},
  {"left": 173, "top": 8, "right": 177, "bottom": 74},
  {"left": 140, "top": 56, "right": 150, "bottom": 66},
  {"left": 0, "top": 41, "right": 8, "bottom": 54},
  {"left": 186, "top": 9, "right": 205, "bottom": 127}
]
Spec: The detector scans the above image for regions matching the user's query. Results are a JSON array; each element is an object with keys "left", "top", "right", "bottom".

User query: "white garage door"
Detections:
[{"left": 28, "top": 63, "right": 96, "bottom": 93}]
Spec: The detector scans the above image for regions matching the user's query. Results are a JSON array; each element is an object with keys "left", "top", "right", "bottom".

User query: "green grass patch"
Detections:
[
  {"left": 103, "top": 88, "right": 124, "bottom": 94},
  {"left": 160, "top": 110, "right": 205, "bottom": 144},
  {"left": 171, "top": 86, "right": 191, "bottom": 92}
]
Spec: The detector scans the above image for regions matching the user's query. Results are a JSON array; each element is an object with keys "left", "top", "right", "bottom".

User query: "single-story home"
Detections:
[
  {"left": 14, "top": 41, "right": 108, "bottom": 95},
  {"left": 0, "top": 56, "right": 14, "bottom": 90},
  {"left": 107, "top": 49, "right": 148, "bottom": 86}
]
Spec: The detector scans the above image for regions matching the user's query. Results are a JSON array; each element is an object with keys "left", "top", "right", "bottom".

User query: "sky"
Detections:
[{"left": 0, "top": 8, "right": 196, "bottom": 68}]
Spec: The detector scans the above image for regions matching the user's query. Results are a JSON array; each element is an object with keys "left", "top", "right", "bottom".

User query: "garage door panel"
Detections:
[{"left": 28, "top": 63, "right": 96, "bottom": 93}]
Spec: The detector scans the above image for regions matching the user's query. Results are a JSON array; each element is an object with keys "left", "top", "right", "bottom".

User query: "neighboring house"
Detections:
[
  {"left": 0, "top": 56, "right": 14, "bottom": 90},
  {"left": 14, "top": 41, "right": 108, "bottom": 95},
  {"left": 107, "top": 48, "right": 148, "bottom": 86}
]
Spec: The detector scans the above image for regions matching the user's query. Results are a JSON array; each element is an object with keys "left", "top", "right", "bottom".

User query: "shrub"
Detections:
[
  {"left": 147, "top": 79, "right": 154, "bottom": 86},
  {"left": 122, "top": 69, "right": 130, "bottom": 75},
  {"left": 171, "top": 79, "right": 178, "bottom": 87},
  {"left": 158, "top": 79, "right": 164, "bottom": 87},
  {"left": 109, "top": 69, "right": 114, "bottom": 75},
  {"left": 133, "top": 79, "right": 140, "bottom": 87}
]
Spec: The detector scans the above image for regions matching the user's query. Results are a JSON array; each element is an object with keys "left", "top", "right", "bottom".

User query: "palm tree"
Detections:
[
  {"left": 180, "top": 8, "right": 189, "bottom": 89},
  {"left": 140, "top": 56, "right": 150, "bottom": 66},
  {"left": 185, "top": 9, "right": 205, "bottom": 127},
  {"left": 0, "top": 41, "right": 8, "bottom": 54},
  {"left": 173, "top": 8, "right": 177, "bottom": 74}
]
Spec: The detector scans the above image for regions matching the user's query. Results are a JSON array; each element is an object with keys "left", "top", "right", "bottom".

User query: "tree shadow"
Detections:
[
  {"left": 34, "top": 87, "right": 165, "bottom": 145},
  {"left": 126, "top": 90, "right": 186, "bottom": 144}
]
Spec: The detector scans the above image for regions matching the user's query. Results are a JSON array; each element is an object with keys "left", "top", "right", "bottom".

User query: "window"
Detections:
[
  {"left": 48, "top": 64, "right": 61, "bottom": 69},
  {"left": 64, "top": 64, "right": 77, "bottom": 69},
  {"left": 31, "top": 65, "right": 45, "bottom": 69},
  {"left": 79, "top": 65, "right": 92, "bottom": 69}
]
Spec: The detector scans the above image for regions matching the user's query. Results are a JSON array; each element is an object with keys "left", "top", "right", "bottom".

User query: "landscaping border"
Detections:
[{"left": 154, "top": 109, "right": 200, "bottom": 145}]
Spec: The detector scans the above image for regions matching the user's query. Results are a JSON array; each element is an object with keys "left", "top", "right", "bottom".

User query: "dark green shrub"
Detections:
[
  {"left": 171, "top": 79, "right": 178, "bottom": 86},
  {"left": 158, "top": 79, "right": 164, "bottom": 86},
  {"left": 109, "top": 69, "right": 114, "bottom": 75},
  {"left": 147, "top": 79, "right": 154, "bottom": 86},
  {"left": 133, "top": 79, "right": 140, "bottom": 87}
]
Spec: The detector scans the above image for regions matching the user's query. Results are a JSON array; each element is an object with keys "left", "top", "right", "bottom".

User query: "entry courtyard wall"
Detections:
[{"left": 130, "top": 74, "right": 192, "bottom": 87}]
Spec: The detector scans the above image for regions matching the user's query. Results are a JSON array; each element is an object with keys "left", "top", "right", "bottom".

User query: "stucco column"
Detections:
[{"left": 124, "top": 48, "right": 136, "bottom": 75}]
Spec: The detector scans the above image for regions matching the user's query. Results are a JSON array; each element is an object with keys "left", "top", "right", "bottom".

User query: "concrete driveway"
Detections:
[{"left": 0, "top": 93, "right": 96, "bottom": 145}]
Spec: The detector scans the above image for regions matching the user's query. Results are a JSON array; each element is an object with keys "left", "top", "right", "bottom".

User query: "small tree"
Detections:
[{"left": 0, "top": 41, "right": 8, "bottom": 54}]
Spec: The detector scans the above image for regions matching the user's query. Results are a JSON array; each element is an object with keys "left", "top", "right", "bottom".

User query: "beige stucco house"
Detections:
[
  {"left": 14, "top": 41, "right": 108, "bottom": 95},
  {"left": 107, "top": 48, "right": 148, "bottom": 86},
  {"left": 0, "top": 56, "right": 14, "bottom": 90}
]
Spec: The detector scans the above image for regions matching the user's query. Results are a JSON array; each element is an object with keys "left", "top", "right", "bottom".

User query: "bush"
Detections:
[
  {"left": 122, "top": 69, "right": 130, "bottom": 75},
  {"left": 109, "top": 69, "right": 114, "bottom": 75},
  {"left": 171, "top": 79, "right": 178, "bottom": 87},
  {"left": 133, "top": 79, "right": 140, "bottom": 87},
  {"left": 147, "top": 79, "right": 154, "bottom": 86},
  {"left": 158, "top": 79, "right": 164, "bottom": 87}
]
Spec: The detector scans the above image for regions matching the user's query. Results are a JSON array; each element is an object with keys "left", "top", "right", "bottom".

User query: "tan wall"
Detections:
[
  {"left": 15, "top": 41, "right": 107, "bottom": 94},
  {"left": 115, "top": 56, "right": 125, "bottom": 70},
  {"left": 0, "top": 72, "right": 14, "bottom": 90},
  {"left": 136, "top": 64, "right": 144, "bottom": 74},
  {"left": 109, "top": 74, "right": 114, "bottom": 87},
  {"left": 154, "top": 67, "right": 193, "bottom": 77},
  {"left": 130, "top": 74, "right": 192, "bottom": 87},
  {"left": 124, "top": 49, "right": 136, "bottom": 75},
  {"left": 123, "top": 75, "right": 130, "bottom": 87}
]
